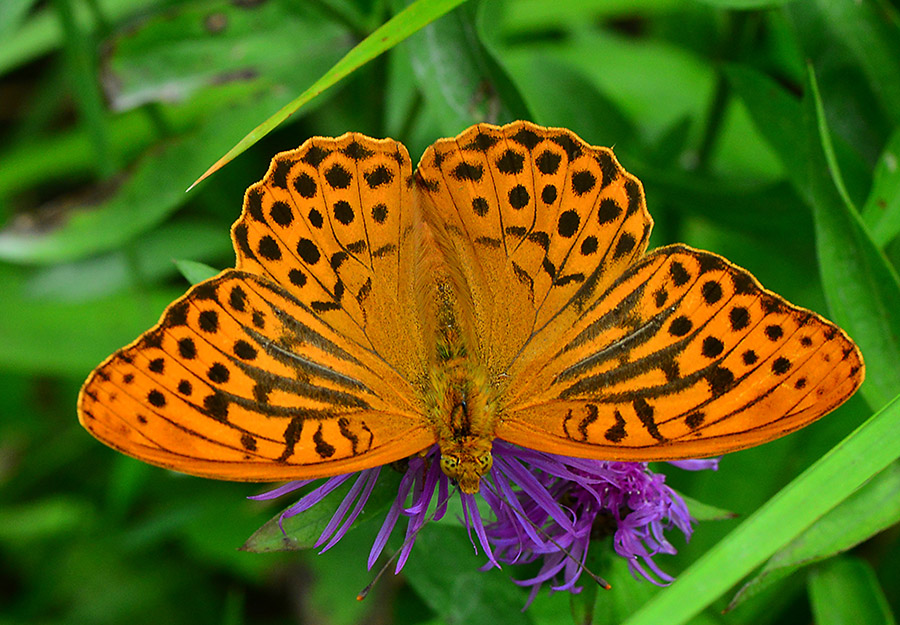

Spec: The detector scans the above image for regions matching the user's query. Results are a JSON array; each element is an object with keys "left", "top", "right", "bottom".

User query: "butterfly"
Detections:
[{"left": 78, "top": 121, "right": 864, "bottom": 493}]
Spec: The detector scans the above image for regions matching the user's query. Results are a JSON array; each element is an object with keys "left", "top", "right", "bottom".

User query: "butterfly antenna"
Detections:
[
  {"left": 485, "top": 480, "right": 611, "bottom": 590},
  {"left": 357, "top": 485, "right": 458, "bottom": 601}
]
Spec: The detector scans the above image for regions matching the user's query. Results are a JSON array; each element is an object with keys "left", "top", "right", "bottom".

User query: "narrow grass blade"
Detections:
[
  {"left": 622, "top": 394, "right": 900, "bottom": 625},
  {"left": 187, "top": 0, "right": 469, "bottom": 191}
]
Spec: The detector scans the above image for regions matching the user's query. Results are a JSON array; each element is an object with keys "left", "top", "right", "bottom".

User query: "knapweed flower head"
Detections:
[{"left": 250, "top": 443, "right": 718, "bottom": 605}]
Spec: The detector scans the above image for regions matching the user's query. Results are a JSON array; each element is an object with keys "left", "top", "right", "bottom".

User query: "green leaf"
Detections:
[
  {"left": 55, "top": 0, "right": 116, "bottom": 177},
  {"left": 723, "top": 65, "right": 808, "bottom": 196},
  {"left": 394, "top": 0, "right": 529, "bottom": 136},
  {"left": 188, "top": 0, "right": 471, "bottom": 190},
  {"left": 808, "top": 557, "right": 897, "bottom": 625},
  {"left": 678, "top": 493, "right": 738, "bottom": 522},
  {"left": 861, "top": 128, "right": 900, "bottom": 247},
  {"left": 102, "top": 0, "right": 347, "bottom": 111},
  {"left": 525, "top": 29, "right": 715, "bottom": 144},
  {"left": 0, "top": 87, "right": 289, "bottom": 264},
  {"left": 241, "top": 470, "right": 401, "bottom": 553},
  {"left": 0, "top": 0, "right": 40, "bottom": 43},
  {"left": 0, "top": 496, "right": 96, "bottom": 541},
  {"left": 810, "top": 0, "right": 900, "bottom": 127},
  {"left": 724, "top": 64, "right": 870, "bottom": 206},
  {"left": 729, "top": 462, "right": 900, "bottom": 608},
  {"left": 621, "top": 393, "right": 900, "bottom": 625},
  {"left": 402, "top": 523, "right": 533, "bottom": 625},
  {"left": 501, "top": 0, "right": 689, "bottom": 35},
  {"left": 0, "top": 265, "right": 180, "bottom": 375},
  {"left": 0, "top": 0, "right": 149, "bottom": 76},
  {"left": 504, "top": 54, "right": 637, "bottom": 148},
  {"left": 23, "top": 220, "right": 229, "bottom": 301},
  {"left": 173, "top": 259, "right": 221, "bottom": 285},
  {"left": 805, "top": 65, "right": 900, "bottom": 409}
]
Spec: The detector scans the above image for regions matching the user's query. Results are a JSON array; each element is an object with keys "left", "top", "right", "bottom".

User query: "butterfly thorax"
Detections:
[{"left": 426, "top": 281, "right": 495, "bottom": 494}]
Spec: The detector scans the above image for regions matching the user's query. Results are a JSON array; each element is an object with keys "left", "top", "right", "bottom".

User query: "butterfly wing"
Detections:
[
  {"left": 415, "top": 121, "right": 863, "bottom": 461},
  {"left": 79, "top": 134, "right": 434, "bottom": 480},
  {"left": 495, "top": 245, "right": 864, "bottom": 460},
  {"left": 415, "top": 121, "right": 651, "bottom": 380}
]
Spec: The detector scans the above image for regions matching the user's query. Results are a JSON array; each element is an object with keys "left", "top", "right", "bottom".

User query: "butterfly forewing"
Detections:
[
  {"left": 496, "top": 245, "right": 865, "bottom": 460},
  {"left": 415, "top": 121, "right": 652, "bottom": 380},
  {"left": 234, "top": 133, "right": 429, "bottom": 384},
  {"left": 79, "top": 133, "right": 439, "bottom": 481}
]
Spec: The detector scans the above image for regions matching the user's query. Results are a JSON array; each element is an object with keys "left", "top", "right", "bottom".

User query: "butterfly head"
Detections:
[{"left": 438, "top": 438, "right": 493, "bottom": 494}]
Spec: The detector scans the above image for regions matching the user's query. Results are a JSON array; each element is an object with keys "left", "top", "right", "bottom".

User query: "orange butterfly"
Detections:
[{"left": 78, "top": 121, "right": 864, "bottom": 494}]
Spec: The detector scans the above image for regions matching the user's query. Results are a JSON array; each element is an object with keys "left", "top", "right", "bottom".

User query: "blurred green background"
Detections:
[{"left": 2, "top": 0, "right": 899, "bottom": 623}]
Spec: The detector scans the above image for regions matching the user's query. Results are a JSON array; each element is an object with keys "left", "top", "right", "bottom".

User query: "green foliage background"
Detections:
[{"left": 2, "top": 0, "right": 900, "bottom": 623}]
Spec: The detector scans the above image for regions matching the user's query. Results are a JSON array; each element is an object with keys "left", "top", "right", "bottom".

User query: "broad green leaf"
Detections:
[
  {"left": 805, "top": 66, "right": 900, "bottom": 409},
  {"left": 396, "top": 0, "right": 529, "bottom": 136},
  {"left": 504, "top": 54, "right": 637, "bottom": 148},
  {"left": 0, "top": 0, "right": 40, "bottom": 43},
  {"left": 729, "top": 462, "right": 900, "bottom": 608},
  {"left": 810, "top": 0, "right": 900, "bottom": 127},
  {"left": 621, "top": 393, "right": 900, "bottom": 625},
  {"left": 861, "top": 128, "right": 900, "bottom": 247},
  {"left": 102, "top": 0, "right": 347, "bottom": 111},
  {"left": 188, "top": 0, "right": 471, "bottom": 190},
  {"left": 725, "top": 64, "right": 870, "bottom": 206},
  {"left": 723, "top": 65, "right": 808, "bottom": 197},
  {"left": 242, "top": 470, "right": 401, "bottom": 552},
  {"left": 808, "top": 557, "right": 896, "bottom": 625},
  {"left": 502, "top": 0, "right": 687, "bottom": 34},
  {"left": 0, "top": 0, "right": 153, "bottom": 76},
  {"left": 403, "top": 523, "right": 533, "bottom": 625},
  {"left": 0, "top": 86, "right": 290, "bottom": 264},
  {"left": 174, "top": 258, "right": 221, "bottom": 285},
  {"left": 23, "top": 220, "right": 229, "bottom": 301},
  {"left": 0, "top": 265, "right": 179, "bottom": 375},
  {"left": 637, "top": 171, "right": 814, "bottom": 253},
  {"left": 522, "top": 29, "right": 714, "bottom": 144}
]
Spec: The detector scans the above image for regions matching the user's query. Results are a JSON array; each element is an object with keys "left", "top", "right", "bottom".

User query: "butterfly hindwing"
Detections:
[
  {"left": 496, "top": 245, "right": 865, "bottom": 460},
  {"left": 78, "top": 270, "right": 434, "bottom": 481}
]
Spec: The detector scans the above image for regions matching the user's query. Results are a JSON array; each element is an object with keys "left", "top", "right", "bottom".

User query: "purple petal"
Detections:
[
  {"left": 668, "top": 458, "right": 720, "bottom": 471},
  {"left": 249, "top": 479, "right": 314, "bottom": 501}
]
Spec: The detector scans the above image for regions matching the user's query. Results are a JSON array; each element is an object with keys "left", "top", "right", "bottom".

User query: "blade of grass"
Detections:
[
  {"left": 728, "top": 462, "right": 900, "bottom": 609},
  {"left": 622, "top": 393, "right": 900, "bottom": 625},
  {"left": 187, "top": 0, "right": 469, "bottom": 192},
  {"left": 861, "top": 128, "right": 900, "bottom": 247},
  {"left": 623, "top": 65, "right": 900, "bottom": 625},
  {"left": 805, "top": 65, "right": 900, "bottom": 409}
]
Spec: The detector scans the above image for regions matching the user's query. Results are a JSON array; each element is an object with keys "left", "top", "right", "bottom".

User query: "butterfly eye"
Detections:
[{"left": 440, "top": 455, "right": 460, "bottom": 476}]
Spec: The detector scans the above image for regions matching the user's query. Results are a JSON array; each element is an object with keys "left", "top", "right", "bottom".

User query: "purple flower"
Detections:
[
  {"left": 250, "top": 442, "right": 718, "bottom": 604},
  {"left": 486, "top": 444, "right": 717, "bottom": 605}
]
